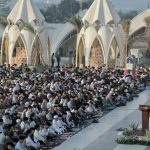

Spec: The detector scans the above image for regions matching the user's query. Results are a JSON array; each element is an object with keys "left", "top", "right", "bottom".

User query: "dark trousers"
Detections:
[{"left": 51, "top": 61, "right": 54, "bottom": 67}]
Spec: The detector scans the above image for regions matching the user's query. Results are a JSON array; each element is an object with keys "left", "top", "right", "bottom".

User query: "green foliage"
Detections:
[
  {"left": 129, "top": 123, "right": 139, "bottom": 131},
  {"left": 0, "top": 0, "right": 11, "bottom": 15},
  {"left": 121, "top": 19, "right": 130, "bottom": 34},
  {"left": 146, "top": 130, "right": 150, "bottom": 138},
  {"left": 117, "top": 136, "right": 138, "bottom": 144},
  {"left": 117, "top": 123, "right": 150, "bottom": 146},
  {"left": 118, "top": 10, "right": 138, "bottom": 20},
  {"left": 117, "top": 136, "right": 150, "bottom": 146},
  {"left": 17, "top": 20, "right": 36, "bottom": 34},
  {"left": 82, "top": 0, "right": 93, "bottom": 10},
  {"left": 41, "top": 0, "right": 80, "bottom": 23},
  {"left": 0, "top": 15, "right": 8, "bottom": 28},
  {"left": 41, "top": 5, "right": 59, "bottom": 23},
  {"left": 122, "top": 128, "right": 133, "bottom": 136},
  {"left": 66, "top": 15, "right": 83, "bottom": 33},
  {"left": 58, "top": 0, "right": 80, "bottom": 21},
  {"left": 122, "top": 123, "right": 138, "bottom": 136}
]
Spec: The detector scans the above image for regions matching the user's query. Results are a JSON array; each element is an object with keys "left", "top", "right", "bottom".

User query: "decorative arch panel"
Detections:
[
  {"left": 89, "top": 38, "right": 104, "bottom": 68},
  {"left": 31, "top": 36, "right": 44, "bottom": 66},
  {"left": 11, "top": 36, "right": 27, "bottom": 66},
  {"left": 107, "top": 37, "right": 118, "bottom": 68}
]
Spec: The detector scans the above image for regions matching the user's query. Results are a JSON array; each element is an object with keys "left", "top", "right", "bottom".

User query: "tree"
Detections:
[
  {"left": 144, "top": 17, "right": 150, "bottom": 57},
  {"left": 40, "top": 0, "right": 94, "bottom": 23},
  {"left": 118, "top": 10, "right": 138, "bottom": 20},
  {"left": 66, "top": 15, "right": 83, "bottom": 33},
  {"left": 0, "top": 0, "right": 10, "bottom": 8},
  {"left": 121, "top": 19, "right": 130, "bottom": 66},
  {"left": 0, "top": 15, "right": 8, "bottom": 28},
  {"left": 0, "top": 0, "right": 11, "bottom": 15},
  {"left": 58, "top": 0, "right": 80, "bottom": 22},
  {"left": 41, "top": 5, "right": 59, "bottom": 23},
  {"left": 82, "top": 0, "right": 93, "bottom": 10},
  {"left": 41, "top": 0, "right": 80, "bottom": 23},
  {"left": 66, "top": 15, "right": 83, "bottom": 65}
]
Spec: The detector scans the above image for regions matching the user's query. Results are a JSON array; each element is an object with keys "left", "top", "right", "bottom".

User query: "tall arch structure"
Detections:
[
  {"left": 48, "top": 37, "right": 51, "bottom": 66},
  {"left": 76, "top": 0, "right": 125, "bottom": 68},
  {"left": 76, "top": 38, "right": 84, "bottom": 66},
  {"left": 1, "top": 0, "right": 50, "bottom": 66},
  {"left": 107, "top": 37, "right": 118, "bottom": 68},
  {"left": 31, "top": 36, "right": 44, "bottom": 66}
]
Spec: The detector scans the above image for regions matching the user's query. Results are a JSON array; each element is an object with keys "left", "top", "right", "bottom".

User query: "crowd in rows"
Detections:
[{"left": 0, "top": 64, "right": 149, "bottom": 150}]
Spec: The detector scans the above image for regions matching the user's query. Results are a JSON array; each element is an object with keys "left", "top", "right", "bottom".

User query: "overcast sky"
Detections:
[
  {"left": 10, "top": 0, "right": 150, "bottom": 12},
  {"left": 110, "top": 0, "right": 149, "bottom": 11},
  {"left": 36, "top": 0, "right": 150, "bottom": 11}
]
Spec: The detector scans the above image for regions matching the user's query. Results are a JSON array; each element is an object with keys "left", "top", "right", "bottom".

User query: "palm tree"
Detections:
[
  {"left": 144, "top": 16, "right": 150, "bottom": 57},
  {"left": 66, "top": 15, "right": 83, "bottom": 33},
  {"left": 121, "top": 19, "right": 130, "bottom": 67},
  {"left": 66, "top": 15, "right": 83, "bottom": 65},
  {"left": 0, "top": 15, "right": 8, "bottom": 28}
]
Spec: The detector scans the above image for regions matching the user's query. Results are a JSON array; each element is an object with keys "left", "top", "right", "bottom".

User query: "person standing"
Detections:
[
  {"left": 56, "top": 53, "right": 61, "bottom": 67},
  {"left": 51, "top": 53, "right": 55, "bottom": 68}
]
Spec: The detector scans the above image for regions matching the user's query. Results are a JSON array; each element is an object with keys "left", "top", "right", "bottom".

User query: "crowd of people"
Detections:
[{"left": 0, "top": 64, "right": 149, "bottom": 150}]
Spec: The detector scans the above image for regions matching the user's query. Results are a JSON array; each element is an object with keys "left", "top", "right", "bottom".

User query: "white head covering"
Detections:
[{"left": 54, "top": 115, "right": 58, "bottom": 119}]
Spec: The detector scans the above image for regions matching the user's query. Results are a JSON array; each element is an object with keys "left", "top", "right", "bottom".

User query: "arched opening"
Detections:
[
  {"left": 1, "top": 36, "right": 9, "bottom": 64},
  {"left": 89, "top": 38, "right": 104, "bottom": 68},
  {"left": 56, "top": 30, "right": 77, "bottom": 66},
  {"left": 77, "top": 38, "right": 84, "bottom": 66},
  {"left": 128, "top": 27, "right": 147, "bottom": 65},
  {"left": 57, "top": 30, "right": 77, "bottom": 57},
  {"left": 11, "top": 36, "right": 27, "bottom": 66},
  {"left": 31, "top": 36, "right": 44, "bottom": 66},
  {"left": 107, "top": 37, "right": 118, "bottom": 68}
]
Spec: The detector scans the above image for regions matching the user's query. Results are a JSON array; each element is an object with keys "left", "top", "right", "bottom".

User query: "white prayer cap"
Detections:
[
  {"left": 5, "top": 109, "right": 9, "bottom": 113},
  {"left": 25, "top": 102, "right": 30, "bottom": 107},
  {"left": 54, "top": 115, "right": 58, "bottom": 119},
  {"left": 71, "top": 109, "right": 75, "bottom": 113},
  {"left": 16, "top": 119, "right": 21, "bottom": 123}
]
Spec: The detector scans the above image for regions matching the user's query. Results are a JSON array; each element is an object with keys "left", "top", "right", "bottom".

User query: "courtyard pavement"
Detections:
[{"left": 52, "top": 90, "right": 150, "bottom": 150}]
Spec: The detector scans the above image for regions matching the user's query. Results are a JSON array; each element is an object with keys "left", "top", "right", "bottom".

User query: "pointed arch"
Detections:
[
  {"left": 48, "top": 37, "right": 51, "bottom": 66},
  {"left": 1, "top": 36, "right": 9, "bottom": 64},
  {"left": 11, "top": 36, "right": 27, "bottom": 66},
  {"left": 89, "top": 37, "right": 104, "bottom": 68},
  {"left": 97, "top": 36, "right": 106, "bottom": 63},
  {"left": 76, "top": 38, "right": 84, "bottom": 66},
  {"left": 31, "top": 36, "right": 44, "bottom": 66},
  {"left": 107, "top": 36, "right": 118, "bottom": 68}
]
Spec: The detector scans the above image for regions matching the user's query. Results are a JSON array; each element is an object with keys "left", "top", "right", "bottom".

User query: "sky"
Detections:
[
  {"left": 7, "top": 0, "right": 150, "bottom": 12},
  {"left": 110, "top": 0, "right": 148, "bottom": 11},
  {"left": 35, "top": 0, "right": 150, "bottom": 11}
]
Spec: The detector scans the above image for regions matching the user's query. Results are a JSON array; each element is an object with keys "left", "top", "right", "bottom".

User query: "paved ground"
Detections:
[{"left": 52, "top": 90, "right": 150, "bottom": 150}]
